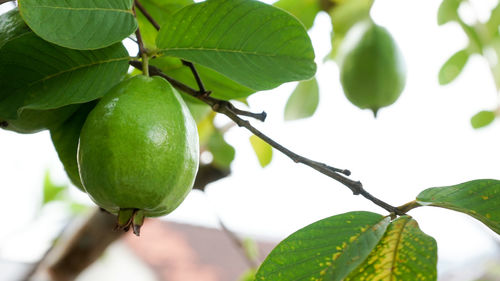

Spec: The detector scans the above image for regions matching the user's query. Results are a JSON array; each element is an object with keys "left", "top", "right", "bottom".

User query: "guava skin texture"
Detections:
[
  {"left": 339, "top": 21, "right": 406, "bottom": 116},
  {"left": 77, "top": 76, "right": 199, "bottom": 226}
]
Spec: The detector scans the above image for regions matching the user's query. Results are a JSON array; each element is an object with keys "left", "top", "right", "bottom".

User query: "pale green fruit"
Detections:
[
  {"left": 77, "top": 75, "right": 199, "bottom": 235},
  {"left": 338, "top": 20, "right": 406, "bottom": 116}
]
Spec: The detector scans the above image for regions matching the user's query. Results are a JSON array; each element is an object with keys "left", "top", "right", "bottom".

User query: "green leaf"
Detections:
[
  {"left": 156, "top": 0, "right": 316, "bottom": 91},
  {"left": 43, "top": 171, "right": 67, "bottom": 205},
  {"left": 151, "top": 57, "right": 255, "bottom": 100},
  {"left": 51, "top": 102, "right": 97, "bottom": 191},
  {"left": 239, "top": 269, "right": 257, "bottom": 281},
  {"left": 329, "top": 0, "right": 374, "bottom": 58},
  {"left": 136, "top": 0, "right": 193, "bottom": 49},
  {"left": 255, "top": 211, "right": 390, "bottom": 281},
  {"left": 0, "top": 9, "right": 30, "bottom": 49},
  {"left": 18, "top": 0, "right": 137, "bottom": 50},
  {"left": 417, "top": 179, "right": 500, "bottom": 235},
  {"left": 437, "top": 0, "right": 462, "bottom": 25},
  {"left": 487, "top": 2, "right": 500, "bottom": 36},
  {"left": 249, "top": 135, "right": 273, "bottom": 168},
  {"left": 438, "top": 49, "right": 469, "bottom": 85},
  {"left": 284, "top": 78, "right": 319, "bottom": 121},
  {"left": 345, "top": 216, "right": 437, "bottom": 281},
  {"left": 471, "top": 111, "right": 496, "bottom": 129},
  {"left": 208, "top": 131, "right": 236, "bottom": 169},
  {"left": 0, "top": 24, "right": 129, "bottom": 119},
  {"left": 1, "top": 105, "right": 79, "bottom": 134},
  {"left": 274, "top": 0, "right": 321, "bottom": 30}
]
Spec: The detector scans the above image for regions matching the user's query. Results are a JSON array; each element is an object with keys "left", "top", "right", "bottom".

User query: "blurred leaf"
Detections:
[
  {"left": 249, "top": 135, "right": 273, "bottom": 168},
  {"left": 238, "top": 269, "right": 257, "bottom": 281},
  {"left": 51, "top": 102, "right": 97, "bottom": 190},
  {"left": 417, "top": 179, "right": 500, "bottom": 235},
  {"left": 284, "top": 78, "right": 319, "bottom": 121},
  {"left": 43, "top": 171, "right": 67, "bottom": 205},
  {"left": 329, "top": 0, "right": 374, "bottom": 58},
  {"left": 274, "top": 0, "right": 321, "bottom": 30},
  {"left": 438, "top": 49, "right": 469, "bottom": 85},
  {"left": 208, "top": 131, "right": 236, "bottom": 169},
  {"left": 345, "top": 216, "right": 437, "bottom": 280},
  {"left": 18, "top": 0, "right": 137, "bottom": 50},
  {"left": 437, "top": 0, "right": 462, "bottom": 25},
  {"left": 487, "top": 2, "right": 500, "bottom": 36},
  {"left": 255, "top": 212, "right": 390, "bottom": 281},
  {"left": 151, "top": 57, "right": 255, "bottom": 100},
  {"left": 156, "top": 0, "right": 316, "bottom": 91},
  {"left": 471, "top": 111, "right": 496, "bottom": 129},
  {"left": 242, "top": 237, "right": 259, "bottom": 262},
  {"left": 136, "top": 0, "right": 193, "bottom": 48},
  {"left": 69, "top": 202, "right": 89, "bottom": 215}
]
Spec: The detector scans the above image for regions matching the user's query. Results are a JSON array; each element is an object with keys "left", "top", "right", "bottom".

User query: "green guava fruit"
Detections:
[
  {"left": 77, "top": 75, "right": 199, "bottom": 235},
  {"left": 338, "top": 20, "right": 406, "bottom": 116}
]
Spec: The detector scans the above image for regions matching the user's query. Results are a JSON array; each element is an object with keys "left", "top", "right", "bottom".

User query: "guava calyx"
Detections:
[{"left": 114, "top": 209, "right": 145, "bottom": 236}]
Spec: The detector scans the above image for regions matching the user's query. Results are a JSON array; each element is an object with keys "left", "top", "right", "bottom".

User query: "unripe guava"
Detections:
[
  {"left": 338, "top": 20, "right": 406, "bottom": 116},
  {"left": 77, "top": 75, "right": 199, "bottom": 235}
]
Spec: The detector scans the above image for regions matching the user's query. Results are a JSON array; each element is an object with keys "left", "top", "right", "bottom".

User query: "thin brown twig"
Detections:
[
  {"left": 129, "top": 61, "right": 403, "bottom": 215},
  {"left": 0, "top": 0, "right": 13, "bottom": 5},
  {"left": 218, "top": 218, "right": 260, "bottom": 269},
  {"left": 134, "top": 0, "right": 161, "bottom": 30}
]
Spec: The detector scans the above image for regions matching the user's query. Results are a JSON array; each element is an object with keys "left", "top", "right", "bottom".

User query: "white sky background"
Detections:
[{"left": 1, "top": 0, "right": 500, "bottom": 278}]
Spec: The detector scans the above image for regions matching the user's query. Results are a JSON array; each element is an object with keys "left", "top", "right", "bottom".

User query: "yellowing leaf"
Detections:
[{"left": 249, "top": 135, "right": 273, "bottom": 167}]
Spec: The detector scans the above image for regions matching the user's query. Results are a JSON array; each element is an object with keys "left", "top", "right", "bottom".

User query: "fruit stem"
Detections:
[
  {"left": 132, "top": 210, "right": 145, "bottom": 236},
  {"left": 115, "top": 209, "right": 134, "bottom": 232},
  {"left": 142, "top": 53, "right": 150, "bottom": 76}
]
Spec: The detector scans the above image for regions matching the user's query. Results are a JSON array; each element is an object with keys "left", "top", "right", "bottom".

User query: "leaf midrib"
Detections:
[
  {"left": 159, "top": 47, "right": 313, "bottom": 60},
  {"left": 24, "top": 5, "right": 133, "bottom": 14}
]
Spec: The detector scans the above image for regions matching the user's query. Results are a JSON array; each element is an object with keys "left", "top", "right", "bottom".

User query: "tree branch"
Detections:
[{"left": 129, "top": 61, "right": 403, "bottom": 215}]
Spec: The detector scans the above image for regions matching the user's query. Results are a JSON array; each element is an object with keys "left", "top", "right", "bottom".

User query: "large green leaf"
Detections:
[
  {"left": 249, "top": 135, "right": 273, "bottom": 168},
  {"left": 136, "top": 0, "right": 193, "bottom": 49},
  {"left": 284, "top": 78, "right": 319, "bottom": 121},
  {"left": 417, "top": 179, "right": 500, "bottom": 235},
  {"left": 329, "top": 0, "right": 374, "bottom": 58},
  {"left": 471, "top": 111, "right": 496, "bottom": 129},
  {"left": 151, "top": 57, "right": 255, "bottom": 100},
  {"left": 50, "top": 102, "right": 97, "bottom": 190},
  {"left": 439, "top": 49, "right": 469, "bottom": 85},
  {"left": 345, "top": 216, "right": 437, "bottom": 281},
  {"left": 0, "top": 105, "right": 79, "bottom": 134},
  {"left": 0, "top": 31, "right": 129, "bottom": 119},
  {"left": 156, "top": 0, "right": 316, "bottom": 91},
  {"left": 18, "top": 0, "right": 137, "bottom": 50},
  {"left": 274, "top": 0, "right": 321, "bottom": 30},
  {"left": 255, "top": 211, "right": 390, "bottom": 281}
]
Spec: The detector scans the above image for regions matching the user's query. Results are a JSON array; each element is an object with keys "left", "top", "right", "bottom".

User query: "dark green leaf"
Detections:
[
  {"left": 471, "top": 111, "right": 496, "bottom": 129},
  {"left": 329, "top": 0, "right": 374, "bottom": 58},
  {"left": 18, "top": 0, "right": 137, "bottom": 50},
  {"left": 0, "top": 9, "right": 30, "bottom": 49},
  {"left": 284, "top": 78, "right": 319, "bottom": 121},
  {"left": 438, "top": 49, "right": 469, "bottom": 85},
  {"left": 346, "top": 216, "right": 437, "bottom": 281},
  {"left": 438, "top": 0, "right": 462, "bottom": 25},
  {"left": 43, "top": 171, "right": 67, "bottom": 205},
  {"left": 255, "top": 211, "right": 390, "bottom": 281},
  {"left": 249, "top": 135, "right": 272, "bottom": 168},
  {"left": 50, "top": 102, "right": 97, "bottom": 191},
  {"left": 156, "top": 0, "right": 316, "bottom": 91},
  {"left": 136, "top": 0, "right": 193, "bottom": 49},
  {"left": 208, "top": 131, "right": 235, "bottom": 169},
  {"left": 0, "top": 25, "right": 129, "bottom": 119},
  {"left": 274, "top": 0, "right": 321, "bottom": 30},
  {"left": 151, "top": 57, "right": 255, "bottom": 100},
  {"left": 417, "top": 179, "right": 500, "bottom": 235}
]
